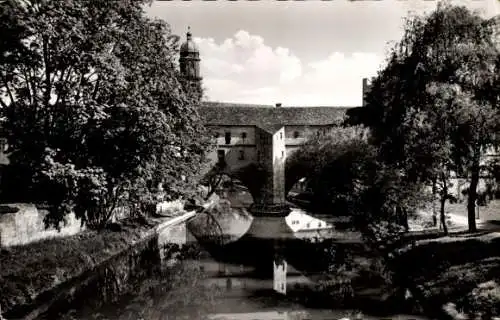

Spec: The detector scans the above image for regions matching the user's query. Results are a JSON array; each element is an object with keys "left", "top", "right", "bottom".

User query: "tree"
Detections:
[
  {"left": 286, "top": 126, "right": 425, "bottom": 232},
  {"left": 200, "top": 163, "right": 228, "bottom": 201},
  {"left": 0, "top": 0, "right": 211, "bottom": 228},
  {"left": 357, "top": 3, "right": 500, "bottom": 232},
  {"left": 285, "top": 126, "right": 369, "bottom": 195}
]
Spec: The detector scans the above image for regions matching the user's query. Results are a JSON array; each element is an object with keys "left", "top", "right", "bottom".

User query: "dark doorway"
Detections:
[{"left": 217, "top": 150, "right": 225, "bottom": 165}]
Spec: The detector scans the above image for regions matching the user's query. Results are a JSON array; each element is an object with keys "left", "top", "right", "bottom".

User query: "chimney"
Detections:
[{"left": 275, "top": 103, "right": 282, "bottom": 108}]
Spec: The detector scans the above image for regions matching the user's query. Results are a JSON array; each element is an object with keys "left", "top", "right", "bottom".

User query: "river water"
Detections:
[
  {"left": 59, "top": 191, "right": 431, "bottom": 320},
  {"left": 61, "top": 249, "right": 430, "bottom": 320}
]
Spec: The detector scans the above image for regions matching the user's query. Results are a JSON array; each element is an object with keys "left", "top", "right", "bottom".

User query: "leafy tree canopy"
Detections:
[
  {"left": 355, "top": 2, "right": 499, "bottom": 231},
  {"left": 363, "top": 3, "right": 499, "bottom": 181},
  {"left": 0, "top": 0, "right": 211, "bottom": 228}
]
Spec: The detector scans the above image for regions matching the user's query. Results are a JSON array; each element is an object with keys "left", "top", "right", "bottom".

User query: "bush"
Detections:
[
  {"left": 0, "top": 205, "right": 19, "bottom": 215},
  {"left": 464, "top": 280, "right": 500, "bottom": 319}
]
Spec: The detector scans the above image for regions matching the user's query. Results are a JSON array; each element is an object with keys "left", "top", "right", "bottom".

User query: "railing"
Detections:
[{"left": 155, "top": 210, "right": 197, "bottom": 234}]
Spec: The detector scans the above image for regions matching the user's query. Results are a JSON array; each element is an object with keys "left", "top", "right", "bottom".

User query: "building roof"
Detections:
[
  {"left": 199, "top": 102, "right": 354, "bottom": 126},
  {"left": 256, "top": 123, "right": 285, "bottom": 134}
]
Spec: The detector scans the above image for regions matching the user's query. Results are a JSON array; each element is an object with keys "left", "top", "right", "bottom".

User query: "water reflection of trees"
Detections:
[
  {"left": 61, "top": 245, "right": 223, "bottom": 320},
  {"left": 120, "top": 260, "right": 223, "bottom": 320}
]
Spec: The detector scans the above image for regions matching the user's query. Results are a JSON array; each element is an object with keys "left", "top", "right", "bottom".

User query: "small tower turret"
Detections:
[{"left": 179, "top": 27, "right": 202, "bottom": 99}]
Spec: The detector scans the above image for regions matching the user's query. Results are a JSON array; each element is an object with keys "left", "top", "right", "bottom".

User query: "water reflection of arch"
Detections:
[
  {"left": 188, "top": 162, "right": 262, "bottom": 246},
  {"left": 189, "top": 159, "right": 349, "bottom": 275}
]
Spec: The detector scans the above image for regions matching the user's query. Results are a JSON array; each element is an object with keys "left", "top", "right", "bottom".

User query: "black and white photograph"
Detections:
[{"left": 0, "top": 0, "right": 499, "bottom": 319}]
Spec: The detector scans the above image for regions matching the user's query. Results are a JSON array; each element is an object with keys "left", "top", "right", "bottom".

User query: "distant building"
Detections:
[
  {"left": 199, "top": 102, "right": 350, "bottom": 173},
  {"left": 178, "top": 29, "right": 358, "bottom": 181}
]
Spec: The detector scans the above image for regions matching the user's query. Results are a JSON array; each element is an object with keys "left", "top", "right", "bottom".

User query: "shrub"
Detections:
[
  {"left": 0, "top": 205, "right": 19, "bottom": 215},
  {"left": 465, "top": 280, "right": 500, "bottom": 319}
]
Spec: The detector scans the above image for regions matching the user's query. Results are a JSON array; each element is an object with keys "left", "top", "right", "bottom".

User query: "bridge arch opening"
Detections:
[{"left": 190, "top": 163, "right": 273, "bottom": 249}]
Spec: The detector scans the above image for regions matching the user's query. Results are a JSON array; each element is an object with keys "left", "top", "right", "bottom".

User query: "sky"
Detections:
[{"left": 145, "top": 0, "right": 499, "bottom": 107}]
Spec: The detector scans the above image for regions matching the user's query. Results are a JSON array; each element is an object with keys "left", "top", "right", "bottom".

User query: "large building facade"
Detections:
[{"left": 200, "top": 104, "right": 351, "bottom": 172}]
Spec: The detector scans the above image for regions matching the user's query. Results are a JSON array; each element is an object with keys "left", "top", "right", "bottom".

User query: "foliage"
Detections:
[
  {"left": 388, "top": 232, "right": 500, "bottom": 319},
  {"left": 0, "top": 205, "right": 19, "bottom": 214},
  {"left": 285, "top": 125, "right": 370, "bottom": 194},
  {"left": 0, "top": 0, "right": 211, "bottom": 228},
  {"left": 287, "top": 126, "right": 427, "bottom": 234},
  {"left": 199, "top": 160, "right": 231, "bottom": 201},
  {"left": 357, "top": 2, "right": 500, "bottom": 232},
  {"left": 465, "top": 280, "right": 500, "bottom": 319},
  {"left": 117, "top": 259, "right": 222, "bottom": 320}
]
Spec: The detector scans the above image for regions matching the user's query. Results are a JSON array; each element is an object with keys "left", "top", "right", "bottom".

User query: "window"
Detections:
[
  {"left": 241, "top": 132, "right": 247, "bottom": 140},
  {"left": 306, "top": 223, "right": 310, "bottom": 229},
  {"left": 318, "top": 222, "right": 322, "bottom": 228},
  {"left": 225, "top": 132, "right": 231, "bottom": 144},
  {"left": 214, "top": 132, "right": 220, "bottom": 139},
  {"left": 238, "top": 150, "right": 245, "bottom": 160},
  {"left": 281, "top": 150, "right": 285, "bottom": 158},
  {"left": 293, "top": 131, "right": 300, "bottom": 139},
  {"left": 280, "top": 132, "right": 283, "bottom": 140}
]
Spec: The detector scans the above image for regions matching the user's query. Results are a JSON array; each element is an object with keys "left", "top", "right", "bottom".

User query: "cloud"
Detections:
[{"left": 195, "top": 30, "right": 383, "bottom": 106}]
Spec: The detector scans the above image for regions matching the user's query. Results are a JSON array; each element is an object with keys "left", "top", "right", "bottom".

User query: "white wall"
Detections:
[
  {"left": 0, "top": 204, "right": 84, "bottom": 247},
  {"left": 272, "top": 127, "right": 286, "bottom": 204},
  {"left": 206, "top": 146, "right": 257, "bottom": 172}
]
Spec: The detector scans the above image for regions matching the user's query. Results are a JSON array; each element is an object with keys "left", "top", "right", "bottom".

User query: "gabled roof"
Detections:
[{"left": 199, "top": 102, "right": 355, "bottom": 126}]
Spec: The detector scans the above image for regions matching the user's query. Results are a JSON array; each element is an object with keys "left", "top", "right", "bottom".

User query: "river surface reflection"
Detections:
[
  {"left": 185, "top": 259, "right": 429, "bottom": 320},
  {"left": 123, "top": 256, "right": 428, "bottom": 320},
  {"left": 59, "top": 201, "right": 431, "bottom": 320},
  {"left": 60, "top": 253, "right": 430, "bottom": 320}
]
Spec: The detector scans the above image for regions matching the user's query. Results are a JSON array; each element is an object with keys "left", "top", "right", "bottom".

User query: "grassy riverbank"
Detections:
[
  {"left": 392, "top": 230, "right": 500, "bottom": 319},
  {"left": 0, "top": 218, "right": 155, "bottom": 315}
]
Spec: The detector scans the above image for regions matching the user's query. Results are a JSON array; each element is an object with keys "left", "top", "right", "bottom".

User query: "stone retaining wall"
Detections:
[
  {"left": 0, "top": 203, "right": 84, "bottom": 248},
  {"left": 0, "top": 200, "right": 189, "bottom": 248}
]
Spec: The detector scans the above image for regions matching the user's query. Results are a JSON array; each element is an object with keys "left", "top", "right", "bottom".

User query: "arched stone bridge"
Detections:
[{"left": 205, "top": 124, "right": 293, "bottom": 217}]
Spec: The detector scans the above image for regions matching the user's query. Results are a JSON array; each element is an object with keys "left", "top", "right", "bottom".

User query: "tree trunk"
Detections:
[
  {"left": 402, "top": 206, "right": 409, "bottom": 232},
  {"left": 439, "top": 172, "right": 448, "bottom": 235},
  {"left": 439, "top": 197, "right": 448, "bottom": 235},
  {"left": 467, "top": 152, "right": 480, "bottom": 233},
  {"left": 432, "top": 177, "right": 438, "bottom": 227}
]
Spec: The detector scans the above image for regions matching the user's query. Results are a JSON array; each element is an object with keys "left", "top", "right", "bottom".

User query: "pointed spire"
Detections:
[{"left": 187, "top": 26, "right": 192, "bottom": 40}]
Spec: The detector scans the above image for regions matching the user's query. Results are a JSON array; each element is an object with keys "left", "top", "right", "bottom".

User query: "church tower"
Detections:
[{"left": 179, "top": 27, "right": 202, "bottom": 100}]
